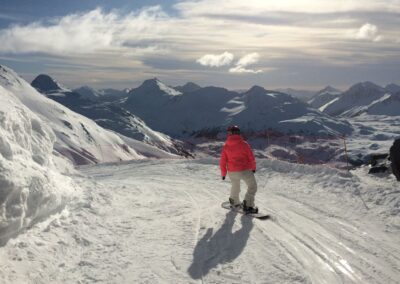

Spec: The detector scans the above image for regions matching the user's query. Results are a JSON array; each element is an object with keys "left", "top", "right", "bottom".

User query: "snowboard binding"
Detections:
[{"left": 242, "top": 200, "right": 258, "bottom": 214}]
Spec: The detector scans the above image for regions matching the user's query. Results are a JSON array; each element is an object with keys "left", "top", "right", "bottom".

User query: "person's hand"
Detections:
[{"left": 222, "top": 176, "right": 226, "bottom": 180}]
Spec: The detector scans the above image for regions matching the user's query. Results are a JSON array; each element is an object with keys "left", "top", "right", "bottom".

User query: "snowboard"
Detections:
[{"left": 221, "top": 201, "right": 271, "bottom": 220}]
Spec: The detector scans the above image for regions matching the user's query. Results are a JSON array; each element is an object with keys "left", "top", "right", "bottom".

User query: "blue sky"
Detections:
[{"left": 0, "top": 0, "right": 399, "bottom": 90}]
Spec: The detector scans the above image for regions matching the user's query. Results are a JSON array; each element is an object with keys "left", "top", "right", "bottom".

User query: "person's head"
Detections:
[{"left": 227, "top": 125, "right": 240, "bottom": 136}]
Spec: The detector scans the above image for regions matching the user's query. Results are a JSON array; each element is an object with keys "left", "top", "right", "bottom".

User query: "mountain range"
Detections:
[
  {"left": 31, "top": 74, "right": 189, "bottom": 157},
  {"left": 4, "top": 63, "right": 400, "bottom": 165},
  {"left": 319, "top": 81, "right": 400, "bottom": 117},
  {"left": 29, "top": 71, "right": 400, "bottom": 140},
  {"left": 0, "top": 65, "right": 177, "bottom": 165},
  {"left": 120, "top": 79, "right": 352, "bottom": 137}
]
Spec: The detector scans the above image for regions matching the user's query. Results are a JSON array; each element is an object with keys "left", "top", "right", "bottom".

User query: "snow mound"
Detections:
[{"left": 0, "top": 85, "right": 77, "bottom": 245}]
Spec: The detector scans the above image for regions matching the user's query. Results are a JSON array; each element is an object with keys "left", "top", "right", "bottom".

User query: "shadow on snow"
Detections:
[{"left": 188, "top": 210, "right": 254, "bottom": 279}]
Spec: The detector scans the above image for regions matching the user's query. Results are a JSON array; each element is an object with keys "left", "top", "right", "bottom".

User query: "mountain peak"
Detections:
[
  {"left": 385, "top": 83, "right": 400, "bottom": 94},
  {"left": 142, "top": 77, "right": 160, "bottom": 86},
  {"left": 31, "top": 74, "right": 65, "bottom": 93},
  {"left": 344, "top": 81, "right": 386, "bottom": 98},
  {"left": 175, "top": 82, "right": 201, "bottom": 93},
  {"left": 135, "top": 78, "right": 182, "bottom": 96},
  {"left": 318, "top": 86, "right": 340, "bottom": 93},
  {"left": 350, "top": 81, "right": 383, "bottom": 91},
  {"left": 247, "top": 85, "right": 266, "bottom": 94}
]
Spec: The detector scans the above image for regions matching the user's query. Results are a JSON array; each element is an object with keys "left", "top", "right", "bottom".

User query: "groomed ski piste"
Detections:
[{"left": 1, "top": 158, "right": 399, "bottom": 284}]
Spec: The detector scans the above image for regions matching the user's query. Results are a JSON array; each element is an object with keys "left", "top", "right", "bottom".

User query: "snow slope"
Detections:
[
  {"left": 308, "top": 86, "right": 342, "bottom": 110},
  {"left": 321, "top": 82, "right": 388, "bottom": 117},
  {"left": 0, "top": 65, "right": 143, "bottom": 165},
  {"left": 0, "top": 84, "right": 77, "bottom": 246},
  {"left": 227, "top": 86, "right": 352, "bottom": 135},
  {"left": 361, "top": 93, "right": 400, "bottom": 116},
  {"left": 73, "top": 86, "right": 129, "bottom": 102},
  {"left": 32, "top": 74, "right": 184, "bottom": 157},
  {"left": 1, "top": 159, "right": 398, "bottom": 283}
]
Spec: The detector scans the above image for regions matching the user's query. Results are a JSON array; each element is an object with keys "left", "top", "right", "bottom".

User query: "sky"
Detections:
[{"left": 0, "top": 0, "right": 399, "bottom": 90}]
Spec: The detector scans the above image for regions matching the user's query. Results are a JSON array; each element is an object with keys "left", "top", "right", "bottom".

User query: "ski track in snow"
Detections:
[{"left": 0, "top": 159, "right": 399, "bottom": 284}]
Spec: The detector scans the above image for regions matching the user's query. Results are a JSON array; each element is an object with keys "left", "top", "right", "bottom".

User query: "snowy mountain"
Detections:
[
  {"left": 71, "top": 85, "right": 101, "bottom": 101},
  {"left": 123, "top": 80, "right": 239, "bottom": 136},
  {"left": 123, "top": 80, "right": 352, "bottom": 137},
  {"left": 359, "top": 92, "right": 400, "bottom": 116},
  {"left": 226, "top": 86, "right": 352, "bottom": 135},
  {"left": 0, "top": 65, "right": 146, "bottom": 165},
  {"left": 321, "top": 81, "right": 388, "bottom": 116},
  {"left": 274, "top": 87, "right": 316, "bottom": 102},
  {"left": 31, "top": 75, "right": 186, "bottom": 157},
  {"left": 175, "top": 82, "right": 202, "bottom": 93},
  {"left": 31, "top": 74, "right": 68, "bottom": 94},
  {"left": 73, "top": 86, "right": 129, "bottom": 102},
  {"left": 385, "top": 83, "right": 400, "bottom": 94},
  {"left": 308, "top": 86, "right": 342, "bottom": 110}
]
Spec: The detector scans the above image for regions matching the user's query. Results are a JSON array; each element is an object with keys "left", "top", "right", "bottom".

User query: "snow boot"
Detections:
[
  {"left": 229, "top": 198, "right": 241, "bottom": 208},
  {"left": 242, "top": 200, "right": 258, "bottom": 214}
]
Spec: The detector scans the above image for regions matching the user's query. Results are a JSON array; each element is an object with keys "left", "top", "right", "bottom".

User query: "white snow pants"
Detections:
[{"left": 228, "top": 170, "right": 257, "bottom": 207}]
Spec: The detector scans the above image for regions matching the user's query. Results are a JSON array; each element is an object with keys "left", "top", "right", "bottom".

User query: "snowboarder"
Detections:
[
  {"left": 390, "top": 138, "right": 400, "bottom": 181},
  {"left": 220, "top": 125, "right": 258, "bottom": 213}
]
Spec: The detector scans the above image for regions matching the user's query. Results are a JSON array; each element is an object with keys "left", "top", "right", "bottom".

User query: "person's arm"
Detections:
[
  {"left": 220, "top": 147, "right": 228, "bottom": 178},
  {"left": 246, "top": 143, "right": 256, "bottom": 172}
]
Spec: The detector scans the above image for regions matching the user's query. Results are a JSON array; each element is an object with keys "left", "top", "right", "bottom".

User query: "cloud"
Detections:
[
  {"left": 229, "top": 53, "right": 262, "bottom": 73},
  {"left": 196, "top": 52, "right": 234, "bottom": 67},
  {"left": 0, "top": 1, "right": 398, "bottom": 88},
  {"left": 0, "top": 7, "right": 168, "bottom": 55},
  {"left": 175, "top": 0, "right": 400, "bottom": 16},
  {"left": 355, "top": 23, "right": 383, "bottom": 42}
]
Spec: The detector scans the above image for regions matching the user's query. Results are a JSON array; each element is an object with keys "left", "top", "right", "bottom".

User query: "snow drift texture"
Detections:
[{"left": 0, "top": 85, "right": 76, "bottom": 245}]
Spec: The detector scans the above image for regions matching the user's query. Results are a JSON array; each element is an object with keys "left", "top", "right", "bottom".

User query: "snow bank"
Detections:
[
  {"left": 257, "top": 158, "right": 400, "bottom": 229},
  {"left": 0, "top": 86, "right": 77, "bottom": 245}
]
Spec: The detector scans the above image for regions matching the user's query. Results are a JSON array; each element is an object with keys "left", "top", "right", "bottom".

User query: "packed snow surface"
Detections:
[{"left": 1, "top": 159, "right": 398, "bottom": 283}]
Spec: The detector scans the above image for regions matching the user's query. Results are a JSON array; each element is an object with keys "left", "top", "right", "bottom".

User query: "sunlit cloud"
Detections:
[
  {"left": 0, "top": 7, "right": 168, "bottom": 55},
  {"left": 229, "top": 53, "right": 262, "bottom": 73},
  {"left": 196, "top": 52, "right": 234, "bottom": 67},
  {"left": 355, "top": 23, "right": 383, "bottom": 42}
]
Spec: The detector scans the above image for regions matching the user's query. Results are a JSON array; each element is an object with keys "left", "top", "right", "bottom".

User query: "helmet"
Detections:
[{"left": 227, "top": 125, "right": 240, "bottom": 135}]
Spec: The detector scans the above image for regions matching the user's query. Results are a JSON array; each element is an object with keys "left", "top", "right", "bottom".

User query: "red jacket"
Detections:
[{"left": 220, "top": 135, "right": 256, "bottom": 177}]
